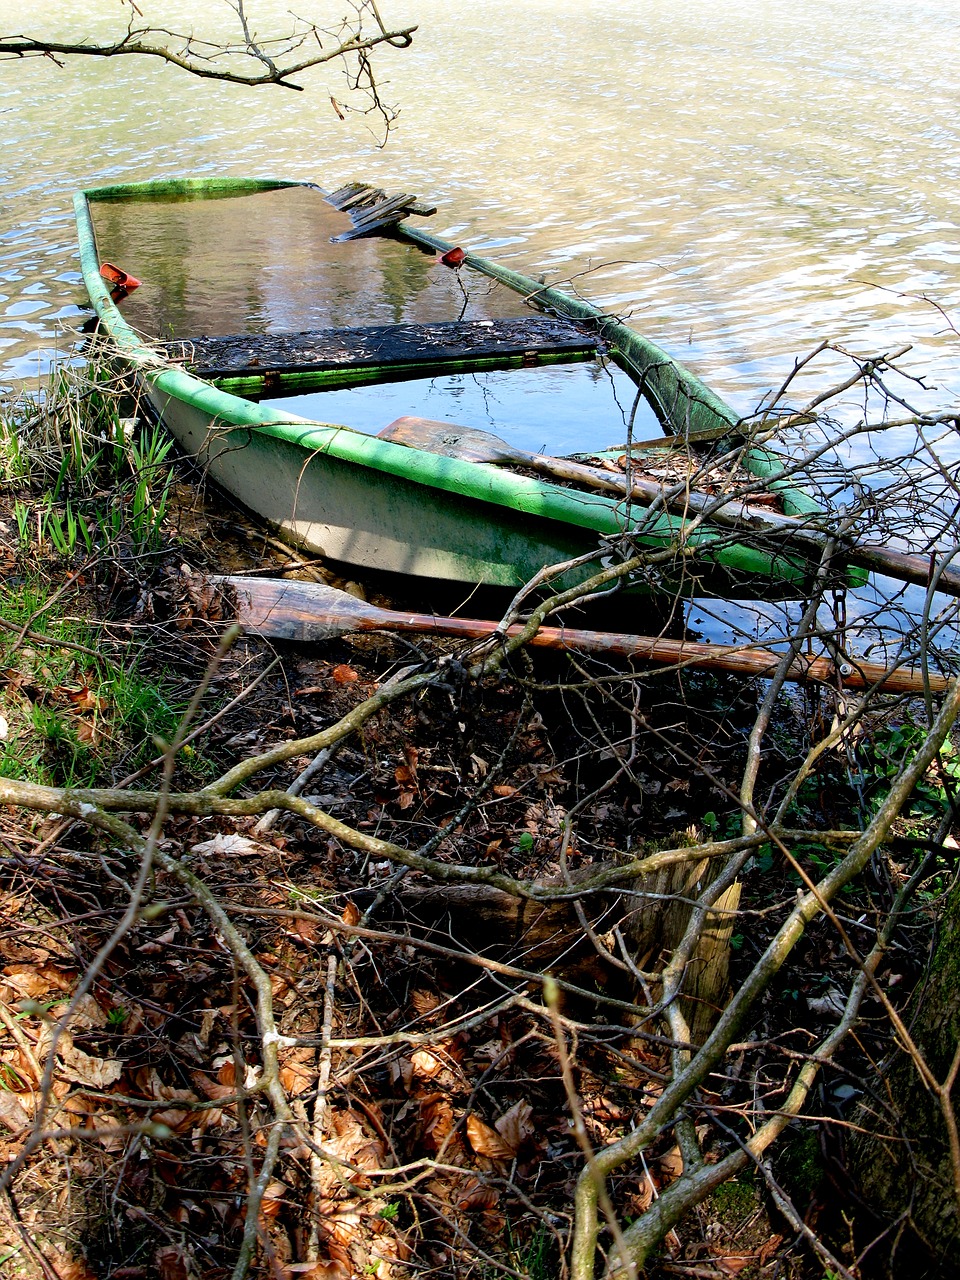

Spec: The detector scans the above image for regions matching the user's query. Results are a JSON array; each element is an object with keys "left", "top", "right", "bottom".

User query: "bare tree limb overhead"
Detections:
[{"left": 0, "top": 0, "right": 416, "bottom": 121}]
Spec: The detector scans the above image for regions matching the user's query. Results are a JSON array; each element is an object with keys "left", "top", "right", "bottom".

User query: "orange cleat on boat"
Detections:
[{"left": 100, "top": 262, "right": 142, "bottom": 292}]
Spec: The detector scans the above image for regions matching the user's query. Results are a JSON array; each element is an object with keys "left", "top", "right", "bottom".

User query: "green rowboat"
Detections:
[{"left": 74, "top": 177, "right": 823, "bottom": 597}]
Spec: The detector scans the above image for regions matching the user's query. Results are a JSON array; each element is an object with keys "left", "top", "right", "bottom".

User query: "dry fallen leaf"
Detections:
[
  {"left": 284, "top": 1260, "right": 351, "bottom": 1280},
  {"left": 156, "top": 1244, "right": 193, "bottom": 1280},
  {"left": 47, "top": 1256, "right": 99, "bottom": 1280},
  {"left": 190, "top": 833, "right": 264, "bottom": 856},
  {"left": 331, "top": 664, "right": 359, "bottom": 684},
  {"left": 465, "top": 1114, "right": 515, "bottom": 1161},
  {"left": 420, "top": 1095, "right": 457, "bottom": 1153},
  {"left": 757, "top": 1234, "right": 784, "bottom": 1265},
  {"left": 807, "top": 987, "right": 846, "bottom": 1018},
  {"left": 458, "top": 1178, "right": 500, "bottom": 1211},
  {"left": 410, "top": 989, "right": 442, "bottom": 1018},
  {"left": 3, "top": 963, "right": 75, "bottom": 997},
  {"left": 191, "top": 1070, "right": 235, "bottom": 1102},
  {"left": 658, "top": 1144, "right": 684, "bottom": 1181},
  {"left": 52, "top": 1031, "right": 123, "bottom": 1089},
  {"left": 626, "top": 1176, "right": 656, "bottom": 1216},
  {"left": 154, "top": 1107, "right": 197, "bottom": 1133},
  {"left": 494, "top": 1099, "right": 535, "bottom": 1154},
  {"left": 65, "top": 684, "right": 98, "bottom": 713},
  {"left": 197, "top": 1008, "right": 218, "bottom": 1044},
  {"left": 709, "top": 1248, "right": 757, "bottom": 1275},
  {"left": 294, "top": 915, "right": 322, "bottom": 945},
  {"left": 0, "top": 1091, "right": 32, "bottom": 1134},
  {"left": 259, "top": 1179, "right": 289, "bottom": 1219},
  {"left": 280, "top": 1060, "right": 315, "bottom": 1094},
  {"left": 342, "top": 900, "right": 361, "bottom": 927},
  {"left": 410, "top": 1049, "right": 445, "bottom": 1079}
]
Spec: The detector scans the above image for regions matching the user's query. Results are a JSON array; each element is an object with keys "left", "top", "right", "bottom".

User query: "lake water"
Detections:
[
  {"left": 2, "top": 0, "right": 958, "bottom": 414},
  {"left": 2, "top": 0, "right": 959, "bottom": 647}
]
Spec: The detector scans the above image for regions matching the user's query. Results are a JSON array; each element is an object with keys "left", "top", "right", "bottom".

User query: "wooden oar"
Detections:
[
  {"left": 215, "top": 575, "right": 947, "bottom": 695},
  {"left": 377, "top": 416, "right": 960, "bottom": 598},
  {"left": 379, "top": 414, "right": 682, "bottom": 503}
]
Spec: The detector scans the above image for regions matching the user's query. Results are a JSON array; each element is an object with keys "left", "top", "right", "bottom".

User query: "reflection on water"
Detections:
[
  {"left": 93, "top": 186, "right": 530, "bottom": 339},
  {"left": 257, "top": 359, "right": 663, "bottom": 457},
  {"left": 1, "top": 0, "right": 958, "bottom": 412}
]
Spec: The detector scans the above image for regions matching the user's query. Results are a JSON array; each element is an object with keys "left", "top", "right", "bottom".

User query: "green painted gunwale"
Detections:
[{"left": 73, "top": 177, "right": 819, "bottom": 591}]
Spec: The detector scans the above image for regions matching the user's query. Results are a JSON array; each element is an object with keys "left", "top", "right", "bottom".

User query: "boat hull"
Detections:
[
  {"left": 150, "top": 377, "right": 806, "bottom": 596},
  {"left": 152, "top": 383, "right": 599, "bottom": 587},
  {"left": 74, "top": 178, "right": 821, "bottom": 600}
]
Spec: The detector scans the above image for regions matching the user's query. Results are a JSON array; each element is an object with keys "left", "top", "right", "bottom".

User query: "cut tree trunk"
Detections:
[
  {"left": 620, "top": 853, "right": 737, "bottom": 1041},
  {"left": 361, "top": 851, "right": 734, "bottom": 1038}
]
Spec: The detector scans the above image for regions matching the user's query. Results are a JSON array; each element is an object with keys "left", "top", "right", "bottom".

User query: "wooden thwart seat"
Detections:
[{"left": 162, "top": 315, "right": 598, "bottom": 380}]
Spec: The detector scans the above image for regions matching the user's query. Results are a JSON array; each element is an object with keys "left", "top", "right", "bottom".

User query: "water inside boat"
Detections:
[
  {"left": 255, "top": 363, "right": 661, "bottom": 456},
  {"left": 92, "top": 184, "right": 666, "bottom": 454},
  {"left": 92, "top": 185, "right": 531, "bottom": 337}
]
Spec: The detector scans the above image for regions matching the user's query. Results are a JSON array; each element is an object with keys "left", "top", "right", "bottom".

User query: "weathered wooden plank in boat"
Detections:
[
  {"left": 332, "top": 193, "right": 425, "bottom": 241},
  {"left": 161, "top": 316, "right": 597, "bottom": 379},
  {"left": 342, "top": 191, "right": 413, "bottom": 223},
  {"left": 332, "top": 210, "right": 409, "bottom": 242},
  {"left": 326, "top": 182, "right": 379, "bottom": 209},
  {"left": 402, "top": 198, "right": 438, "bottom": 217},
  {"left": 325, "top": 185, "right": 437, "bottom": 239}
]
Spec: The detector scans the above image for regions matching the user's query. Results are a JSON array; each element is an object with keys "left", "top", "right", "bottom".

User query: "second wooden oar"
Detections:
[
  {"left": 377, "top": 416, "right": 960, "bottom": 598},
  {"left": 214, "top": 575, "right": 948, "bottom": 695}
]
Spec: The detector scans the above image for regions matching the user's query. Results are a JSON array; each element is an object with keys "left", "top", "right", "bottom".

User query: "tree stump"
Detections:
[
  {"left": 620, "top": 854, "right": 738, "bottom": 1042},
  {"left": 361, "top": 850, "right": 737, "bottom": 1039}
]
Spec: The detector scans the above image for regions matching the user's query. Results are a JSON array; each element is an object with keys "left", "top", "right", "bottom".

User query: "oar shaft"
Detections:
[
  {"left": 217, "top": 576, "right": 944, "bottom": 695},
  {"left": 390, "top": 615, "right": 944, "bottom": 694},
  {"left": 845, "top": 545, "right": 960, "bottom": 595}
]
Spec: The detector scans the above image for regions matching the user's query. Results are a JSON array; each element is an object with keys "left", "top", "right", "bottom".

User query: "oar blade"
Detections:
[
  {"left": 213, "top": 575, "right": 384, "bottom": 641},
  {"left": 377, "top": 415, "right": 517, "bottom": 464}
]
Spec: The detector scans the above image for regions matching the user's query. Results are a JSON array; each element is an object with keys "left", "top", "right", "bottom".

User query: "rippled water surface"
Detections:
[{"left": 2, "top": 0, "right": 959, "bottom": 416}]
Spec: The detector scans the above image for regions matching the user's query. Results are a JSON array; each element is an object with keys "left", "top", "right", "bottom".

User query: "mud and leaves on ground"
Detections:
[{"left": 1, "top": 349, "right": 960, "bottom": 1279}]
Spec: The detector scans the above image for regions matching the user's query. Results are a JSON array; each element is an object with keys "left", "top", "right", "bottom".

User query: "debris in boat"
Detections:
[
  {"left": 379, "top": 416, "right": 789, "bottom": 517},
  {"left": 579, "top": 450, "right": 787, "bottom": 512}
]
